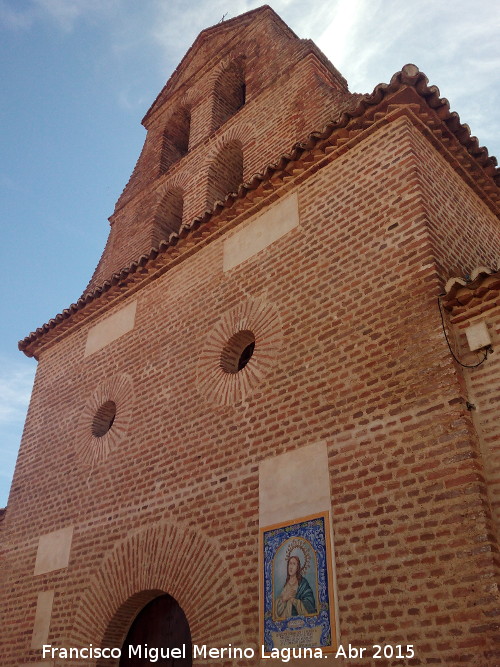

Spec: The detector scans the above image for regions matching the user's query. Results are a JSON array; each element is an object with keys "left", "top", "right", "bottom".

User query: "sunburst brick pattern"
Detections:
[
  {"left": 197, "top": 299, "right": 282, "bottom": 405},
  {"left": 75, "top": 374, "right": 134, "bottom": 467}
]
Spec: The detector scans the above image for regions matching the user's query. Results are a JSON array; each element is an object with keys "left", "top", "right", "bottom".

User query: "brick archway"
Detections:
[
  {"left": 99, "top": 589, "right": 165, "bottom": 666},
  {"left": 71, "top": 521, "right": 245, "bottom": 662}
]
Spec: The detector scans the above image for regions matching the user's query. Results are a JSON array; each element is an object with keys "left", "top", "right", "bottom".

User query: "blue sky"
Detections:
[{"left": 1, "top": 0, "right": 499, "bottom": 507}]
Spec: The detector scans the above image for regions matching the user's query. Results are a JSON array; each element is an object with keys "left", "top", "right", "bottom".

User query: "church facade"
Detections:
[{"left": 2, "top": 6, "right": 500, "bottom": 665}]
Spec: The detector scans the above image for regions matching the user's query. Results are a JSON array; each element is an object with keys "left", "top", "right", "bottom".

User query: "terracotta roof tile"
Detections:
[{"left": 442, "top": 267, "right": 500, "bottom": 318}]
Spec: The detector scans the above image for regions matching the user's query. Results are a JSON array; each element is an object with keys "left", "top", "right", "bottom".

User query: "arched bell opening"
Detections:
[
  {"left": 205, "top": 140, "right": 244, "bottom": 210},
  {"left": 160, "top": 107, "right": 191, "bottom": 173},
  {"left": 98, "top": 590, "right": 192, "bottom": 667},
  {"left": 211, "top": 58, "right": 246, "bottom": 132},
  {"left": 153, "top": 187, "right": 184, "bottom": 243}
]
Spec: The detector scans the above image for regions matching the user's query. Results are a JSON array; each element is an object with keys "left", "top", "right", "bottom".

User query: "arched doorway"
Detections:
[{"left": 119, "top": 594, "right": 192, "bottom": 666}]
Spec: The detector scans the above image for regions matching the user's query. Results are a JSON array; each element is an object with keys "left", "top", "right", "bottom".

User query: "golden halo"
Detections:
[{"left": 285, "top": 539, "right": 311, "bottom": 575}]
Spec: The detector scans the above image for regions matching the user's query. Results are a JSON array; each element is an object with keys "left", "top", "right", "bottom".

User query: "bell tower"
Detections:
[{"left": 85, "top": 6, "right": 350, "bottom": 292}]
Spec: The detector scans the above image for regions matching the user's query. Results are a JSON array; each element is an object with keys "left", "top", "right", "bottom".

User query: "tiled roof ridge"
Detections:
[
  {"left": 442, "top": 266, "right": 500, "bottom": 315},
  {"left": 18, "top": 64, "right": 500, "bottom": 355},
  {"left": 444, "top": 266, "right": 496, "bottom": 293},
  {"left": 387, "top": 65, "right": 498, "bottom": 173}
]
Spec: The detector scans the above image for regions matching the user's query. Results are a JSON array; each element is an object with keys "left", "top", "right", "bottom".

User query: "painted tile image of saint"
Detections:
[{"left": 273, "top": 538, "right": 318, "bottom": 620}]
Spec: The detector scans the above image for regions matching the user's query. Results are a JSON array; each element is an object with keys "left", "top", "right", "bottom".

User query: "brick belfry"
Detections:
[{"left": 2, "top": 5, "right": 500, "bottom": 665}]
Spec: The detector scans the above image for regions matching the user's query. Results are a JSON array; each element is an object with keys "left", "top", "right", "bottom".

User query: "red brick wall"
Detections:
[
  {"left": 2, "top": 111, "right": 500, "bottom": 665},
  {"left": 410, "top": 126, "right": 500, "bottom": 282},
  {"left": 445, "top": 292, "right": 500, "bottom": 560}
]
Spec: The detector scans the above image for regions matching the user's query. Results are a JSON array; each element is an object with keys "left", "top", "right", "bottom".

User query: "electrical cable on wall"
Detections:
[{"left": 437, "top": 297, "right": 490, "bottom": 369}]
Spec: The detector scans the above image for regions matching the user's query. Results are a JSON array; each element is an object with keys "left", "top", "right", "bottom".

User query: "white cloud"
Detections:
[
  {"left": 0, "top": 358, "right": 35, "bottom": 425},
  {"left": 0, "top": 173, "right": 23, "bottom": 192},
  {"left": 0, "top": 0, "right": 118, "bottom": 32},
  {"left": 147, "top": 0, "right": 334, "bottom": 68},
  {"left": 117, "top": 87, "right": 150, "bottom": 111},
  {"left": 0, "top": 360, "right": 35, "bottom": 505},
  {"left": 315, "top": 0, "right": 368, "bottom": 72},
  {"left": 0, "top": 1, "right": 35, "bottom": 30},
  {"left": 34, "top": 0, "right": 118, "bottom": 31},
  {"left": 34, "top": 0, "right": 82, "bottom": 30},
  {"left": 149, "top": 0, "right": 253, "bottom": 62},
  {"left": 284, "top": 0, "right": 499, "bottom": 158}
]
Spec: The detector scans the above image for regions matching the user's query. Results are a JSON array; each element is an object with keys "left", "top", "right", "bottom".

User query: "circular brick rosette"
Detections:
[
  {"left": 76, "top": 374, "right": 134, "bottom": 467},
  {"left": 197, "top": 298, "right": 282, "bottom": 405}
]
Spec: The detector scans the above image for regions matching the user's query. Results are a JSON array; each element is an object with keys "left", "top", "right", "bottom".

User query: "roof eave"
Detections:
[{"left": 20, "top": 65, "right": 500, "bottom": 358}]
